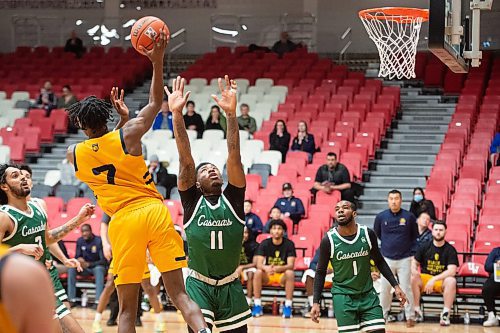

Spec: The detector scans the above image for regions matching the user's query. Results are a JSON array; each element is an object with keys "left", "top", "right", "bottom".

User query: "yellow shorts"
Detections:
[
  {"left": 420, "top": 273, "right": 443, "bottom": 293},
  {"left": 108, "top": 260, "right": 150, "bottom": 280},
  {"left": 108, "top": 201, "right": 187, "bottom": 285},
  {"left": 267, "top": 273, "right": 285, "bottom": 286}
]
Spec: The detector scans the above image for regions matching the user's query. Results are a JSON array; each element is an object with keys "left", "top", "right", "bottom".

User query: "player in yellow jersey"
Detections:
[{"left": 65, "top": 30, "right": 209, "bottom": 333}]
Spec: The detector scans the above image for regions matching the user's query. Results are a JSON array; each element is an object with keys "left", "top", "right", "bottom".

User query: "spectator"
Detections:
[
  {"left": 237, "top": 226, "right": 259, "bottom": 305},
  {"left": 300, "top": 247, "right": 333, "bottom": 317},
  {"left": 67, "top": 224, "right": 106, "bottom": 304},
  {"left": 269, "top": 119, "right": 291, "bottom": 163},
  {"left": 291, "top": 121, "right": 316, "bottom": 163},
  {"left": 252, "top": 219, "right": 296, "bottom": 318},
  {"left": 51, "top": 240, "right": 71, "bottom": 275},
  {"left": 482, "top": 246, "right": 500, "bottom": 327},
  {"left": 263, "top": 207, "right": 284, "bottom": 233},
  {"left": 273, "top": 183, "right": 305, "bottom": 234},
  {"left": 244, "top": 200, "right": 263, "bottom": 240},
  {"left": 237, "top": 103, "right": 257, "bottom": 135},
  {"left": 56, "top": 85, "right": 78, "bottom": 109},
  {"left": 148, "top": 154, "right": 177, "bottom": 199},
  {"left": 152, "top": 100, "right": 173, "bottom": 131},
  {"left": 205, "top": 105, "right": 227, "bottom": 134},
  {"left": 409, "top": 187, "right": 436, "bottom": 220},
  {"left": 35, "top": 81, "right": 57, "bottom": 114},
  {"left": 411, "top": 221, "right": 458, "bottom": 326},
  {"left": 183, "top": 100, "right": 204, "bottom": 138},
  {"left": 311, "top": 152, "right": 354, "bottom": 202},
  {"left": 271, "top": 32, "right": 298, "bottom": 57},
  {"left": 490, "top": 132, "right": 500, "bottom": 166},
  {"left": 374, "top": 189, "right": 418, "bottom": 327},
  {"left": 64, "top": 30, "right": 85, "bottom": 58},
  {"left": 415, "top": 212, "right": 433, "bottom": 248}
]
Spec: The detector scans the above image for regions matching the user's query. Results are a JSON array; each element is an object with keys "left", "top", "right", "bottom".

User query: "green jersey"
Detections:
[
  {"left": 184, "top": 194, "right": 245, "bottom": 279},
  {"left": 1, "top": 201, "right": 51, "bottom": 262},
  {"left": 327, "top": 224, "right": 373, "bottom": 295}
]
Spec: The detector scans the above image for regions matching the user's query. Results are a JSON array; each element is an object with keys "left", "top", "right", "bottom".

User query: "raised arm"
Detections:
[
  {"left": 122, "top": 30, "right": 168, "bottom": 154},
  {"left": 212, "top": 76, "right": 245, "bottom": 187},
  {"left": 110, "top": 87, "right": 130, "bottom": 131},
  {"left": 164, "top": 76, "right": 195, "bottom": 191},
  {"left": 46, "top": 203, "right": 95, "bottom": 244}
]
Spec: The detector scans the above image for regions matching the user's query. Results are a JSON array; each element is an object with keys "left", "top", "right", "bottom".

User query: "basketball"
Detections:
[{"left": 130, "top": 16, "right": 169, "bottom": 55}]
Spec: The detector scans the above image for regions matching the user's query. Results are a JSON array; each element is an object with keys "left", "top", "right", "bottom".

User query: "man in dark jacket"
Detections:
[
  {"left": 482, "top": 247, "right": 500, "bottom": 327},
  {"left": 244, "top": 200, "right": 263, "bottom": 240},
  {"left": 148, "top": 154, "right": 177, "bottom": 199},
  {"left": 273, "top": 183, "right": 305, "bottom": 234}
]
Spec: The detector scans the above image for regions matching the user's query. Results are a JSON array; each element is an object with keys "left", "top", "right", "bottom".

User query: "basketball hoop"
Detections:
[{"left": 359, "top": 7, "right": 429, "bottom": 80}]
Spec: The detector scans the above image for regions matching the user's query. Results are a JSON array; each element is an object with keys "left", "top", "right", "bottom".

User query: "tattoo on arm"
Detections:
[
  {"left": 47, "top": 217, "right": 81, "bottom": 244},
  {"left": 226, "top": 116, "right": 240, "bottom": 155}
]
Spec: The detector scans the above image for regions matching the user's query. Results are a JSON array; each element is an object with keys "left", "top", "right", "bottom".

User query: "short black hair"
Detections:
[
  {"left": 268, "top": 219, "right": 287, "bottom": 232},
  {"left": 81, "top": 223, "right": 92, "bottom": 231},
  {"left": 270, "top": 206, "right": 281, "bottom": 213},
  {"left": 413, "top": 187, "right": 425, "bottom": 198},
  {"left": 244, "top": 199, "right": 253, "bottom": 205},
  {"left": 18, "top": 164, "right": 32, "bottom": 176},
  {"left": 240, "top": 103, "right": 249, "bottom": 109},
  {"left": 0, "top": 163, "right": 17, "bottom": 205},
  {"left": 433, "top": 220, "right": 447, "bottom": 229},
  {"left": 186, "top": 100, "right": 195, "bottom": 107},
  {"left": 327, "top": 152, "right": 337, "bottom": 158},
  {"left": 63, "top": 85, "right": 72, "bottom": 91},
  {"left": 195, "top": 162, "right": 214, "bottom": 175},
  {"left": 337, "top": 200, "right": 357, "bottom": 212},
  {"left": 66, "top": 96, "right": 113, "bottom": 131},
  {"left": 388, "top": 189, "right": 402, "bottom": 197}
]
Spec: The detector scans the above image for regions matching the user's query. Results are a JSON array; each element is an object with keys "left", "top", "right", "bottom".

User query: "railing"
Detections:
[
  {"left": 338, "top": 27, "right": 352, "bottom": 62},
  {"left": 166, "top": 28, "right": 187, "bottom": 78}
]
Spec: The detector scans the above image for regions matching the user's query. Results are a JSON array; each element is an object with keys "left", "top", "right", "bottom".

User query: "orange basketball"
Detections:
[{"left": 130, "top": 16, "right": 169, "bottom": 55}]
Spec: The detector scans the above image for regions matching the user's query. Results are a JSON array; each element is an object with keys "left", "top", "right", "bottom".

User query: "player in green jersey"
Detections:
[
  {"left": 166, "top": 75, "right": 250, "bottom": 332},
  {"left": 0, "top": 164, "right": 95, "bottom": 333},
  {"left": 311, "top": 201, "right": 407, "bottom": 333}
]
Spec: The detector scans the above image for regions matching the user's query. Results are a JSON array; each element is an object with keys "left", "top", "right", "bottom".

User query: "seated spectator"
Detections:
[
  {"left": 273, "top": 183, "right": 305, "bottom": 235},
  {"left": 35, "top": 81, "right": 57, "bottom": 114},
  {"left": 56, "top": 85, "right": 78, "bottom": 109},
  {"left": 271, "top": 32, "right": 298, "bottom": 57},
  {"left": 252, "top": 219, "right": 296, "bottom": 318},
  {"left": 490, "top": 132, "right": 500, "bottom": 166},
  {"left": 64, "top": 30, "right": 85, "bottom": 58},
  {"left": 269, "top": 119, "right": 291, "bottom": 163},
  {"left": 311, "top": 152, "right": 353, "bottom": 202},
  {"left": 291, "top": 121, "right": 316, "bottom": 163},
  {"left": 205, "top": 105, "right": 227, "bottom": 134},
  {"left": 244, "top": 200, "right": 263, "bottom": 240},
  {"left": 263, "top": 207, "right": 285, "bottom": 234},
  {"left": 415, "top": 212, "right": 433, "bottom": 250},
  {"left": 148, "top": 154, "right": 177, "bottom": 199},
  {"left": 482, "top": 246, "right": 500, "bottom": 327},
  {"left": 67, "top": 224, "right": 106, "bottom": 305},
  {"left": 51, "top": 240, "right": 71, "bottom": 275},
  {"left": 183, "top": 100, "right": 204, "bottom": 138},
  {"left": 237, "top": 103, "right": 257, "bottom": 135},
  {"left": 237, "top": 227, "right": 259, "bottom": 305},
  {"left": 409, "top": 187, "right": 436, "bottom": 220},
  {"left": 301, "top": 247, "right": 333, "bottom": 317},
  {"left": 411, "top": 221, "right": 458, "bottom": 326},
  {"left": 152, "top": 100, "right": 173, "bottom": 131}
]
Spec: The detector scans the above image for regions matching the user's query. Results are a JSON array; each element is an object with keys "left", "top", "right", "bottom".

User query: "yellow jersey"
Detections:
[
  {"left": 74, "top": 129, "right": 163, "bottom": 216},
  {"left": 0, "top": 245, "right": 17, "bottom": 333}
]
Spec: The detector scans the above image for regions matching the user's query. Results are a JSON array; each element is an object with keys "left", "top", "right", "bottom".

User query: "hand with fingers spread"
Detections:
[
  {"left": 211, "top": 75, "right": 237, "bottom": 117},
  {"left": 139, "top": 28, "right": 169, "bottom": 64},
  {"left": 164, "top": 76, "right": 191, "bottom": 114},
  {"left": 110, "top": 87, "right": 129, "bottom": 118}
]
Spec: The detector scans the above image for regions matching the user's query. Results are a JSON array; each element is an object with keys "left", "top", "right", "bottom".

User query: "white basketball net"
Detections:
[{"left": 360, "top": 9, "right": 426, "bottom": 80}]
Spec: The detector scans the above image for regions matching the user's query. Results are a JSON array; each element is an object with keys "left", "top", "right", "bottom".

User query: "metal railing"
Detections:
[
  {"left": 166, "top": 28, "right": 188, "bottom": 78},
  {"left": 339, "top": 27, "right": 352, "bottom": 62}
]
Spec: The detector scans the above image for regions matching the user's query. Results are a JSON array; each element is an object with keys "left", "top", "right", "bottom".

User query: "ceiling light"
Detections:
[
  {"left": 76, "top": 20, "right": 83, "bottom": 26},
  {"left": 122, "top": 19, "right": 136, "bottom": 28},
  {"left": 211, "top": 27, "right": 238, "bottom": 37}
]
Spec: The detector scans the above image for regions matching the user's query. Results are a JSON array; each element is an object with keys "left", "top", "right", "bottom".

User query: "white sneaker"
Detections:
[
  {"left": 415, "top": 308, "right": 424, "bottom": 322},
  {"left": 483, "top": 312, "right": 499, "bottom": 327},
  {"left": 440, "top": 311, "right": 450, "bottom": 326}
]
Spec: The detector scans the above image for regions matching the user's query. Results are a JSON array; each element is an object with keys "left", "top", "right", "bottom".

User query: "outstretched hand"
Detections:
[
  {"left": 164, "top": 76, "right": 191, "bottom": 114},
  {"left": 110, "top": 87, "right": 129, "bottom": 118},
  {"left": 211, "top": 75, "right": 237, "bottom": 117},
  {"left": 139, "top": 28, "right": 169, "bottom": 64}
]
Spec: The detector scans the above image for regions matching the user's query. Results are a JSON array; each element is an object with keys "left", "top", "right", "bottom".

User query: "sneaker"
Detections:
[
  {"left": 135, "top": 316, "right": 143, "bottom": 327},
  {"left": 251, "top": 305, "right": 263, "bottom": 317},
  {"left": 283, "top": 305, "right": 293, "bottom": 319},
  {"left": 302, "top": 303, "right": 311, "bottom": 318},
  {"left": 440, "top": 311, "right": 450, "bottom": 326},
  {"left": 92, "top": 321, "right": 103, "bottom": 333},
  {"left": 154, "top": 321, "right": 166, "bottom": 332},
  {"left": 385, "top": 314, "right": 397, "bottom": 322},
  {"left": 415, "top": 308, "right": 424, "bottom": 322},
  {"left": 106, "top": 318, "right": 117, "bottom": 326},
  {"left": 483, "top": 312, "right": 499, "bottom": 327}
]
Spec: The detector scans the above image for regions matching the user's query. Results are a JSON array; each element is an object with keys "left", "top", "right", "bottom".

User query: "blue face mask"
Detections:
[{"left": 414, "top": 194, "right": 423, "bottom": 203}]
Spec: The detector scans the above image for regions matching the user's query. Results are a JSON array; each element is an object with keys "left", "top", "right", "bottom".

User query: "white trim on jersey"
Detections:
[
  {"left": 183, "top": 196, "right": 205, "bottom": 229},
  {"left": 1, "top": 208, "right": 18, "bottom": 242},
  {"left": 30, "top": 198, "right": 47, "bottom": 219},
  {"left": 363, "top": 225, "right": 373, "bottom": 250},
  {"left": 2, "top": 203, "right": 35, "bottom": 218},
  {"left": 338, "top": 323, "right": 360, "bottom": 330},
  {"left": 221, "top": 194, "right": 245, "bottom": 225},
  {"left": 360, "top": 318, "right": 385, "bottom": 326},
  {"left": 361, "top": 324, "right": 385, "bottom": 331},
  {"left": 333, "top": 223, "right": 361, "bottom": 245},
  {"left": 218, "top": 317, "right": 251, "bottom": 332},
  {"left": 201, "top": 308, "right": 215, "bottom": 318},
  {"left": 205, "top": 196, "right": 221, "bottom": 210},
  {"left": 327, "top": 230, "right": 335, "bottom": 259},
  {"left": 214, "top": 309, "right": 251, "bottom": 325}
]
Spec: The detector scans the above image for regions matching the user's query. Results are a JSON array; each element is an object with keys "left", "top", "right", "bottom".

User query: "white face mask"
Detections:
[{"left": 414, "top": 194, "right": 423, "bottom": 203}]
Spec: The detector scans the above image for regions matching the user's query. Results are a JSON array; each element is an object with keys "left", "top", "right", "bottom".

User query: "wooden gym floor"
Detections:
[{"left": 73, "top": 308, "right": 497, "bottom": 332}]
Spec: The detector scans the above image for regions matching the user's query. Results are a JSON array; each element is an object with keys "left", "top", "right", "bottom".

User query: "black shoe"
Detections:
[
  {"left": 135, "top": 317, "right": 143, "bottom": 327},
  {"left": 106, "top": 319, "right": 117, "bottom": 327}
]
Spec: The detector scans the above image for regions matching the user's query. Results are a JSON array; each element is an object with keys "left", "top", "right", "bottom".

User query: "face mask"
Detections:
[{"left": 414, "top": 194, "right": 423, "bottom": 203}]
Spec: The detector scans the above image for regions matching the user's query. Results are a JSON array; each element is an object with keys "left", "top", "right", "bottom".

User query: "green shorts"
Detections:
[
  {"left": 186, "top": 276, "right": 251, "bottom": 331},
  {"left": 49, "top": 267, "right": 71, "bottom": 319},
  {"left": 332, "top": 288, "right": 385, "bottom": 333}
]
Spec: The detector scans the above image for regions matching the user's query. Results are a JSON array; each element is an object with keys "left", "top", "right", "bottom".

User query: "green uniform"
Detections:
[
  {"left": 184, "top": 194, "right": 251, "bottom": 331},
  {"left": 327, "top": 224, "right": 385, "bottom": 333},
  {"left": 1, "top": 201, "right": 71, "bottom": 319}
]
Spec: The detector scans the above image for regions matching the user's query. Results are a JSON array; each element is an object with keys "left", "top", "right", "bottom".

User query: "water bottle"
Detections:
[
  {"left": 328, "top": 304, "right": 334, "bottom": 318},
  {"left": 279, "top": 301, "right": 283, "bottom": 315},
  {"left": 81, "top": 290, "right": 88, "bottom": 307},
  {"left": 272, "top": 297, "right": 278, "bottom": 316},
  {"left": 464, "top": 311, "right": 470, "bottom": 325}
]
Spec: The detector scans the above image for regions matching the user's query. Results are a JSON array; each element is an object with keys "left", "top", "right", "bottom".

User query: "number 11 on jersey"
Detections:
[{"left": 210, "top": 230, "right": 223, "bottom": 250}]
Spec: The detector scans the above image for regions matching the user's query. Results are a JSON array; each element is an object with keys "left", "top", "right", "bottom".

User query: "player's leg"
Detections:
[
  {"left": 302, "top": 269, "right": 315, "bottom": 317},
  {"left": 281, "top": 270, "right": 295, "bottom": 318},
  {"left": 116, "top": 283, "right": 141, "bottom": 333},
  {"left": 251, "top": 269, "right": 269, "bottom": 317},
  {"left": 141, "top": 277, "right": 165, "bottom": 332},
  {"left": 359, "top": 289, "right": 386, "bottom": 333},
  {"left": 93, "top": 272, "right": 115, "bottom": 332},
  {"left": 440, "top": 276, "right": 456, "bottom": 326},
  {"left": 59, "top": 314, "right": 85, "bottom": 333},
  {"left": 411, "top": 273, "right": 424, "bottom": 321},
  {"left": 246, "top": 270, "right": 254, "bottom": 304},
  {"left": 332, "top": 294, "right": 361, "bottom": 333}
]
